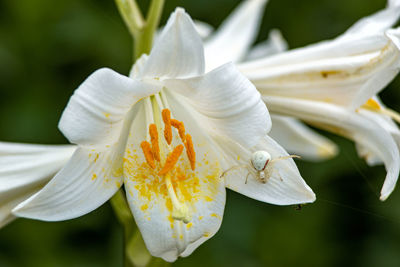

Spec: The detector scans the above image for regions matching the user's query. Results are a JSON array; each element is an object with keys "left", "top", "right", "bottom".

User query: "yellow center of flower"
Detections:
[
  {"left": 121, "top": 89, "right": 227, "bottom": 229},
  {"left": 135, "top": 109, "right": 196, "bottom": 223}
]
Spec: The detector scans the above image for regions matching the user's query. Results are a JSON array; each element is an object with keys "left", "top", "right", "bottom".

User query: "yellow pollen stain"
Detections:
[
  {"left": 91, "top": 173, "right": 97, "bottom": 180},
  {"left": 141, "top": 204, "right": 148, "bottom": 211},
  {"left": 103, "top": 112, "right": 111, "bottom": 118},
  {"left": 167, "top": 215, "right": 174, "bottom": 229},
  {"left": 179, "top": 234, "right": 183, "bottom": 240},
  {"left": 113, "top": 167, "right": 123, "bottom": 177},
  {"left": 237, "top": 155, "right": 240, "bottom": 161},
  {"left": 116, "top": 181, "right": 121, "bottom": 188},
  {"left": 186, "top": 222, "right": 193, "bottom": 229},
  {"left": 320, "top": 70, "right": 342, "bottom": 78},
  {"left": 211, "top": 213, "right": 220, "bottom": 219},
  {"left": 199, "top": 216, "right": 204, "bottom": 220},
  {"left": 363, "top": 98, "right": 381, "bottom": 110},
  {"left": 203, "top": 232, "right": 210, "bottom": 237},
  {"left": 94, "top": 153, "right": 99, "bottom": 163},
  {"left": 204, "top": 196, "right": 213, "bottom": 202}
]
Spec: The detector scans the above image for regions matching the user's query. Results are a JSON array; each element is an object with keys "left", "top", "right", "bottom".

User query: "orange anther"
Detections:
[
  {"left": 149, "top": 124, "right": 160, "bottom": 161},
  {"left": 184, "top": 134, "right": 196, "bottom": 171},
  {"left": 162, "top": 109, "right": 172, "bottom": 145},
  {"left": 171, "top": 119, "right": 186, "bottom": 142},
  {"left": 140, "top": 141, "right": 155, "bottom": 169},
  {"left": 158, "top": 145, "right": 184, "bottom": 175}
]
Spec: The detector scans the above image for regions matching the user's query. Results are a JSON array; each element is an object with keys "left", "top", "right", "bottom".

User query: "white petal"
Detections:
[
  {"left": 343, "top": 1, "right": 400, "bottom": 36},
  {"left": 216, "top": 135, "right": 316, "bottom": 205},
  {"left": 155, "top": 20, "right": 214, "bottom": 45},
  {"left": 269, "top": 115, "right": 338, "bottom": 161},
  {"left": 355, "top": 98, "right": 400, "bottom": 165},
  {"left": 204, "top": 0, "right": 268, "bottom": 70},
  {"left": 140, "top": 8, "right": 205, "bottom": 79},
  {"left": 1, "top": 193, "right": 34, "bottom": 228},
  {"left": 59, "top": 68, "right": 160, "bottom": 146},
  {"left": 0, "top": 142, "right": 75, "bottom": 227},
  {"left": 193, "top": 20, "right": 214, "bottom": 39},
  {"left": 240, "top": 32, "right": 400, "bottom": 109},
  {"left": 245, "top": 29, "right": 288, "bottom": 60},
  {"left": 13, "top": 145, "right": 123, "bottom": 220},
  {"left": 123, "top": 97, "right": 226, "bottom": 261},
  {"left": 265, "top": 96, "right": 400, "bottom": 200},
  {"left": 124, "top": 180, "right": 225, "bottom": 262},
  {"left": 164, "top": 63, "right": 270, "bottom": 148}
]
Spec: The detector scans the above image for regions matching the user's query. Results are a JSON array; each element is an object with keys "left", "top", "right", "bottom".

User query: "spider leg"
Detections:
[
  {"left": 265, "top": 165, "right": 283, "bottom": 182},
  {"left": 270, "top": 155, "right": 301, "bottom": 164},
  {"left": 220, "top": 165, "right": 249, "bottom": 179},
  {"left": 245, "top": 171, "right": 251, "bottom": 184}
]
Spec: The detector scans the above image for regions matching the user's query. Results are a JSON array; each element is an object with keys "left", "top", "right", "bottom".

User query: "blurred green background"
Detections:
[{"left": 1, "top": 0, "right": 400, "bottom": 266}]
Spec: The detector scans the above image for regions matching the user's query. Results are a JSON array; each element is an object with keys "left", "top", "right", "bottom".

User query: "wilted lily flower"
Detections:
[
  {"left": 11, "top": 8, "right": 315, "bottom": 261},
  {"left": 196, "top": 0, "right": 400, "bottom": 200}
]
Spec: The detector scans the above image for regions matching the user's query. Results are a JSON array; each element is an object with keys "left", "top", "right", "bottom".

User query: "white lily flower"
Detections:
[
  {"left": 0, "top": 142, "right": 75, "bottom": 228},
  {"left": 255, "top": 9, "right": 400, "bottom": 200},
  {"left": 11, "top": 8, "right": 314, "bottom": 261}
]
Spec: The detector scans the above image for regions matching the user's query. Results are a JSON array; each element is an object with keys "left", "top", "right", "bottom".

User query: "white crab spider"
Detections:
[{"left": 221, "top": 150, "right": 300, "bottom": 184}]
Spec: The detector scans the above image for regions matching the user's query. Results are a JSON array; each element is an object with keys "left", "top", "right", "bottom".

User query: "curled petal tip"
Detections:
[
  {"left": 317, "top": 143, "right": 339, "bottom": 159},
  {"left": 305, "top": 189, "right": 317, "bottom": 203}
]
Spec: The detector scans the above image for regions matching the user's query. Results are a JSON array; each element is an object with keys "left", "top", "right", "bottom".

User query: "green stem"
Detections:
[
  {"left": 134, "top": 0, "right": 165, "bottom": 58},
  {"left": 114, "top": 0, "right": 144, "bottom": 36},
  {"left": 115, "top": 0, "right": 165, "bottom": 59}
]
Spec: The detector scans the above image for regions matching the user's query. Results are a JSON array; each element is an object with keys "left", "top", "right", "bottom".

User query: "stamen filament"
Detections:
[
  {"left": 159, "top": 145, "right": 184, "bottom": 175},
  {"left": 184, "top": 134, "right": 196, "bottom": 171},
  {"left": 160, "top": 91, "right": 171, "bottom": 110},
  {"left": 149, "top": 124, "right": 160, "bottom": 161},
  {"left": 140, "top": 141, "right": 155, "bottom": 169},
  {"left": 380, "top": 108, "right": 400, "bottom": 124}
]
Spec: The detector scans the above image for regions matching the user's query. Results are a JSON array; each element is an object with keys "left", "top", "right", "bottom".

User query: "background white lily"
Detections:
[
  {"left": 194, "top": 0, "right": 400, "bottom": 200},
  {"left": 0, "top": 142, "right": 75, "bottom": 228},
  {"left": 11, "top": 8, "right": 314, "bottom": 262}
]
